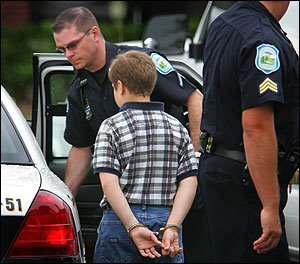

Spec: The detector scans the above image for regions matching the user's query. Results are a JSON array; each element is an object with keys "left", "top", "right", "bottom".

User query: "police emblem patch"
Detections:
[
  {"left": 255, "top": 44, "right": 280, "bottom": 74},
  {"left": 259, "top": 77, "right": 278, "bottom": 94},
  {"left": 150, "top": 53, "right": 174, "bottom": 75}
]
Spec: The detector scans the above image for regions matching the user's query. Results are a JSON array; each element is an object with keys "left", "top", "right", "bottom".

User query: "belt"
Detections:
[
  {"left": 213, "top": 145, "right": 246, "bottom": 163},
  {"left": 199, "top": 132, "right": 246, "bottom": 163}
]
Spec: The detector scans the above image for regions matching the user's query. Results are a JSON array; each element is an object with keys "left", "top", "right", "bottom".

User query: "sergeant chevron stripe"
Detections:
[{"left": 259, "top": 77, "right": 278, "bottom": 94}]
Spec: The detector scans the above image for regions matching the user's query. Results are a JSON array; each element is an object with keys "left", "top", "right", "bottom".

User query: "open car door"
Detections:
[{"left": 31, "top": 53, "right": 101, "bottom": 263}]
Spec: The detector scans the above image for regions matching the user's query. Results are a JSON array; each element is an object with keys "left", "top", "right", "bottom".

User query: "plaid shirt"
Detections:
[{"left": 93, "top": 102, "right": 198, "bottom": 207}]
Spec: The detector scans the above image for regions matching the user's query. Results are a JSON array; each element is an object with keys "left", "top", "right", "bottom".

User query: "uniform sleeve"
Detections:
[
  {"left": 149, "top": 52, "right": 197, "bottom": 106},
  {"left": 177, "top": 126, "right": 198, "bottom": 181},
  {"left": 239, "top": 41, "right": 284, "bottom": 110},
  {"left": 64, "top": 92, "right": 96, "bottom": 147},
  {"left": 92, "top": 120, "right": 121, "bottom": 177}
]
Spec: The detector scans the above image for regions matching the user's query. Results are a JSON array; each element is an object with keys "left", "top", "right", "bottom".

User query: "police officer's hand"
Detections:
[
  {"left": 131, "top": 226, "right": 163, "bottom": 258},
  {"left": 253, "top": 208, "right": 282, "bottom": 254},
  {"left": 161, "top": 228, "right": 183, "bottom": 257}
]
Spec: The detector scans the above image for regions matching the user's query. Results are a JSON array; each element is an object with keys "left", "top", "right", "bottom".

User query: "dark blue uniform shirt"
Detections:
[
  {"left": 202, "top": 1, "right": 299, "bottom": 152},
  {"left": 64, "top": 42, "right": 197, "bottom": 147}
]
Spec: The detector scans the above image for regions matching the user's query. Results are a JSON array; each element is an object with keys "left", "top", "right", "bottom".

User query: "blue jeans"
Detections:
[{"left": 93, "top": 204, "right": 184, "bottom": 263}]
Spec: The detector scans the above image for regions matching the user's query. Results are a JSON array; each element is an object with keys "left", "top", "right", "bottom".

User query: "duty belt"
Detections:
[
  {"left": 199, "top": 132, "right": 246, "bottom": 163},
  {"left": 213, "top": 145, "right": 246, "bottom": 163}
]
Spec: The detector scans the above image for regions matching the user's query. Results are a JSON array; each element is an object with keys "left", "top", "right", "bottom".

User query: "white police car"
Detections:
[{"left": 1, "top": 85, "right": 86, "bottom": 263}]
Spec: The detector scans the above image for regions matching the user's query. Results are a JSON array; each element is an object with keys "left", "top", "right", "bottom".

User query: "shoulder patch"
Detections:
[
  {"left": 255, "top": 44, "right": 280, "bottom": 74},
  {"left": 259, "top": 77, "right": 278, "bottom": 94},
  {"left": 150, "top": 53, "right": 174, "bottom": 75}
]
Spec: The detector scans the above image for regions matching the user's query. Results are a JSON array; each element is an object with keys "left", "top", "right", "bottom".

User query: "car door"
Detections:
[
  {"left": 31, "top": 53, "right": 101, "bottom": 263},
  {"left": 31, "top": 52, "right": 203, "bottom": 263}
]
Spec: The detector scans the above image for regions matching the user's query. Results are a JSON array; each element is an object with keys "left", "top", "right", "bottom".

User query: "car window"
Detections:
[
  {"left": 48, "top": 72, "right": 73, "bottom": 158},
  {"left": 52, "top": 116, "right": 71, "bottom": 157},
  {"left": 1, "top": 107, "right": 32, "bottom": 164},
  {"left": 50, "top": 73, "right": 72, "bottom": 105}
]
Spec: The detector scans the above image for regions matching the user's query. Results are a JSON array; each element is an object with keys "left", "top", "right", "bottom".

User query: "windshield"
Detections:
[{"left": 1, "top": 106, "right": 32, "bottom": 164}]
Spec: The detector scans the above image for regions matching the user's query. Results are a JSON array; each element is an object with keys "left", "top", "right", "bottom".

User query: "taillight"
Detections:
[{"left": 7, "top": 190, "right": 79, "bottom": 258}]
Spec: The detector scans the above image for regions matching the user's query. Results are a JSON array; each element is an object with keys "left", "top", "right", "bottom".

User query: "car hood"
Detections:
[{"left": 1, "top": 164, "right": 41, "bottom": 216}]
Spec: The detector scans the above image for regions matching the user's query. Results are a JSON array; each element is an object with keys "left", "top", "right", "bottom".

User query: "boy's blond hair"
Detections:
[{"left": 108, "top": 50, "right": 157, "bottom": 96}]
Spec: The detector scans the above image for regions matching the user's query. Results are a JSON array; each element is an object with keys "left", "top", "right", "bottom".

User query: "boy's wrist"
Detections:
[
  {"left": 158, "top": 223, "right": 181, "bottom": 239},
  {"left": 164, "top": 223, "right": 181, "bottom": 232},
  {"left": 127, "top": 222, "right": 145, "bottom": 237}
]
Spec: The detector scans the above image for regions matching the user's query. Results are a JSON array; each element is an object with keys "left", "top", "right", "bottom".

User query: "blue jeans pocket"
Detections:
[{"left": 93, "top": 216, "right": 135, "bottom": 263}]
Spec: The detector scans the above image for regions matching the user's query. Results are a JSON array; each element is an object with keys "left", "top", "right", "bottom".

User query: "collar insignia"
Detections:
[
  {"left": 80, "top": 78, "right": 88, "bottom": 87},
  {"left": 259, "top": 77, "right": 278, "bottom": 94},
  {"left": 255, "top": 44, "right": 280, "bottom": 74}
]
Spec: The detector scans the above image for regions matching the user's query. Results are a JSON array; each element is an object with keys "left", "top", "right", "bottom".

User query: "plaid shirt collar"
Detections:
[{"left": 120, "top": 101, "right": 164, "bottom": 112}]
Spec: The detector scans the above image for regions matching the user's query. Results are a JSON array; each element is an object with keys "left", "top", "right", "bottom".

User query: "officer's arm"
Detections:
[
  {"left": 242, "top": 102, "right": 282, "bottom": 253},
  {"left": 149, "top": 52, "right": 202, "bottom": 151},
  {"left": 185, "top": 89, "right": 203, "bottom": 151},
  {"left": 65, "top": 146, "right": 92, "bottom": 197},
  {"left": 242, "top": 102, "right": 279, "bottom": 211}
]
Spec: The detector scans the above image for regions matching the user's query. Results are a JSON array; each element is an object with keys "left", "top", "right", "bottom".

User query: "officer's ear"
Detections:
[{"left": 90, "top": 26, "right": 101, "bottom": 41}]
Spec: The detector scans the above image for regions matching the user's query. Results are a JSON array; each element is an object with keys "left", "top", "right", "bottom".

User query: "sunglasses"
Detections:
[{"left": 56, "top": 27, "right": 92, "bottom": 54}]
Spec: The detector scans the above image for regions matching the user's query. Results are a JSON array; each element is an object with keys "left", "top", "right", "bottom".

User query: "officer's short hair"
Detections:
[
  {"left": 51, "top": 6, "right": 98, "bottom": 34},
  {"left": 108, "top": 50, "right": 157, "bottom": 97}
]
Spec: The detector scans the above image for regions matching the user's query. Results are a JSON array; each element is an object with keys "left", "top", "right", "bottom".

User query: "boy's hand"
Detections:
[
  {"left": 161, "top": 228, "right": 183, "bottom": 256},
  {"left": 131, "top": 226, "right": 163, "bottom": 258}
]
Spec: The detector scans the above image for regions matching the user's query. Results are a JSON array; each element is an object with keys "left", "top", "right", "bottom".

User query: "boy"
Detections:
[{"left": 93, "top": 50, "right": 198, "bottom": 263}]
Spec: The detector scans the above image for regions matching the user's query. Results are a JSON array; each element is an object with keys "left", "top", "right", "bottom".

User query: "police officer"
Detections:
[
  {"left": 198, "top": 1, "right": 299, "bottom": 263},
  {"left": 50, "top": 6, "right": 202, "bottom": 197}
]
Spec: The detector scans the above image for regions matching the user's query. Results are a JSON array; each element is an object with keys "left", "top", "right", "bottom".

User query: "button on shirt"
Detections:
[
  {"left": 93, "top": 102, "right": 198, "bottom": 208},
  {"left": 201, "top": 1, "right": 299, "bottom": 151},
  {"left": 64, "top": 42, "right": 197, "bottom": 148}
]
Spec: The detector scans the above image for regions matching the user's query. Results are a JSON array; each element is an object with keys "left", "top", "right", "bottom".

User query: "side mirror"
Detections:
[{"left": 142, "top": 14, "right": 188, "bottom": 55}]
